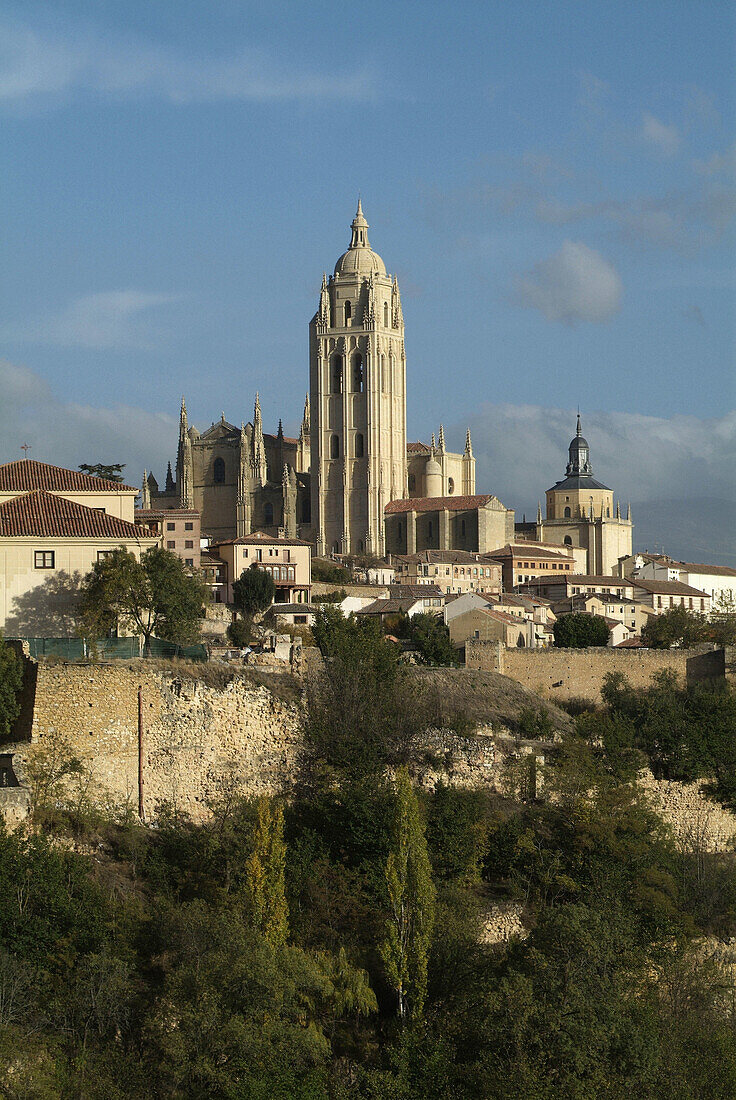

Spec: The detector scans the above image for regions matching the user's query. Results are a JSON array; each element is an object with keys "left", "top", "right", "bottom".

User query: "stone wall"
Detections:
[
  {"left": 638, "top": 772, "right": 736, "bottom": 852},
  {"left": 466, "top": 641, "right": 722, "bottom": 702},
  {"left": 5, "top": 661, "right": 303, "bottom": 823}
]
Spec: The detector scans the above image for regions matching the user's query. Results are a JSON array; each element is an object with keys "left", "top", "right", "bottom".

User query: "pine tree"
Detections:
[
  {"left": 380, "top": 767, "right": 436, "bottom": 1020},
  {"left": 245, "top": 797, "right": 289, "bottom": 949}
]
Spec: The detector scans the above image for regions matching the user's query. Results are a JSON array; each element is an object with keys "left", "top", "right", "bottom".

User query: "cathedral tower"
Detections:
[{"left": 310, "top": 201, "right": 407, "bottom": 557}]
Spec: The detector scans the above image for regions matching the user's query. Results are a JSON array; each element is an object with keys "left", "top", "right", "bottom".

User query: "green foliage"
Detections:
[
  {"left": 78, "top": 462, "right": 126, "bottom": 482},
  {"left": 311, "top": 559, "right": 352, "bottom": 585},
  {"left": 78, "top": 546, "right": 206, "bottom": 649},
  {"left": 307, "top": 609, "right": 424, "bottom": 779},
  {"left": 407, "top": 612, "right": 460, "bottom": 666},
  {"left": 380, "top": 767, "right": 436, "bottom": 1020},
  {"left": 245, "top": 797, "right": 289, "bottom": 949},
  {"left": 0, "top": 634, "right": 23, "bottom": 740},
  {"left": 708, "top": 593, "right": 736, "bottom": 646},
  {"left": 553, "top": 611, "right": 610, "bottom": 648},
  {"left": 312, "top": 588, "right": 347, "bottom": 604},
  {"left": 642, "top": 606, "right": 708, "bottom": 648},
  {"left": 425, "top": 784, "right": 488, "bottom": 882},
  {"left": 226, "top": 616, "right": 252, "bottom": 647},
  {"left": 232, "top": 561, "right": 275, "bottom": 616}
]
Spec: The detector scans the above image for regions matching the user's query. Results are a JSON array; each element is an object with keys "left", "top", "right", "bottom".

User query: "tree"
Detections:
[
  {"left": 380, "top": 767, "right": 436, "bottom": 1021},
  {"left": 707, "top": 594, "right": 736, "bottom": 647},
  {"left": 553, "top": 612, "right": 610, "bottom": 648},
  {"left": 232, "top": 562, "right": 275, "bottom": 617},
  {"left": 0, "top": 635, "right": 23, "bottom": 741},
  {"left": 409, "top": 613, "right": 460, "bottom": 666},
  {"left": 245, "top": 797, "right": 289, "bottom": 949},
  {"left": 641, "top": 606, "right": 708, "bottom": 648},
  {"left": 78, "top": 547, "right": 206, "bottom": 652},
  {"left": 78, "top": 463, "right": 126, "bottom": 483}
]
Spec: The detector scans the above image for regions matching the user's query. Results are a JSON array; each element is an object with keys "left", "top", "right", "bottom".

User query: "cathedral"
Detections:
[
  {"left": 143, "top": 203, "right": 628, "bottom": 572},
  {"left": 144, "top": 201, "right": 474, "bottom": 555}
]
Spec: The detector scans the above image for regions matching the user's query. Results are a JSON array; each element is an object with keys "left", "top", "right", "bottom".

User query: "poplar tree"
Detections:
[
  {"left": 380, "top": 767, "right": 436, "bottom": 1021},
  {"left": 245, "top": 797, "right": 289, "bottom": 949}
]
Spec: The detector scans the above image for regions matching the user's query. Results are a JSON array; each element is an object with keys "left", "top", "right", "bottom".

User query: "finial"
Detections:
[
  {"left": 277, "top": 418, "right": 284, "bottom": 437},
  {"left": 431, "top": 432, "right": 436, "bottom": 450},
  {"left": 576, "top": 409, "right": 582, "bottom": 436},
  {"left": 438, "top": 424, "right": 446, "bottom": 452},
  {"left": 221, "top": 411, "right": 225, "bottom": 422},
  {"left": 464, "top": 427, "right": 473, "bottom": 457},
  {"left": 537, "top": 500, "right": 542, "bottom": 524}
]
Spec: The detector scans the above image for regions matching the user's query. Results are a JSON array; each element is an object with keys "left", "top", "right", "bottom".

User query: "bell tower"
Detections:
[{"left": 310, "top": 201, "right": 407, "bottom": 557}]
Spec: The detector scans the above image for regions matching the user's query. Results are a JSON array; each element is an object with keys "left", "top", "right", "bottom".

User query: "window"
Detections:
[
  {"left": 97, "top": 550, "right": 114, "bottom": 562},
  {"left": 185, "top": 540, "right": 194, "bottom": 549},
  {"left": 384, "top": 301, "right": 389, "bottom": 327},
  {"left": 448, "top": 478, "right": 455, "bottom": 494},
  {"left": 167, "top": 522, "right": 175, "bottom": 531},
  {"left": 397, "top": 521, "right": 402, "bottom": 539},
  {"left": 167, "top": 540, "right": 175, "bottom": 549},
  {"left": 185, "top": 558, "right": 193, "bottom": 567},
  {"left": 344, "top": 300, "right": 351, "bottom": 325},
  {"left": 264, "top": 502, "right": 274, "bottom": 525},
  {"left": 330, "top": 435, "right": 340, "bottom": 459},
  {"left": 461, "top": 519, "right": 466, "bottom": 537},
  {"left": 564, "top": 507, "right": 571, "bottom": 518},
  {"left": 331, "top": 354, "right": 343, "bottom": 393},
  {"left": 213, "top": 457, "right": 226, "bottom": 483},
  {"left": 352, "top": 353, "right": 363, "bottom": 392},
  {"left": 408, "top": 473, "right": 416, "bottom": 492},
  {"left": 185, "top": 522, "right": 194, "bottom": 531},
  {"left": 355, "top": 432, "right": 364, "bottom": 458},
  {"left": 564, "top": 536, "right": 572, "bottom": 546}
]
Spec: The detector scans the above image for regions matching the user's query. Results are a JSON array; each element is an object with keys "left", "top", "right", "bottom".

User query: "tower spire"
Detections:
[
  {"left": 438, "top": 423, "right": 446, "bottom": 452},
  {"left": 464, "top": 427, "right": 473, "bottom": 458},
  {"left": 349, "top": 198, "right": 370, "bottom": 249},
  {"left": 576, "top": 408, "right": 582, "bottom": 436}
]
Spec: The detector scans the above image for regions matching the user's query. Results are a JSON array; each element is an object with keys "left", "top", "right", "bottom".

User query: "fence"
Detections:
[{"left": 10, "top": 637, "right": 208, "bottom": 662}]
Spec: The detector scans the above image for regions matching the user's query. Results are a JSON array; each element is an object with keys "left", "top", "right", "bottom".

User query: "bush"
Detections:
[
  {"left": 312, "top": 560, "right": 351, "bottom": 585},
  {"left": 227, "top": 618, "right": 252, "bottom": 647},
  {"left": 553, "top": 612, "right": 610, "bottom": 648}
]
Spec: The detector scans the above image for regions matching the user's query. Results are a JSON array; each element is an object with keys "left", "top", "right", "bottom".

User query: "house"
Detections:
[
  {"left": 356, "top": 596, "right": 429, "bottom": 622},
  {"left": 388, "top": 584, "right": 445, "bottom": 611},
  {"left": 0, "top": 459, "right": 139, "bottom": 521},
  {"left": 271, "top": 603, "right": 316, "bottom": 627},
  {"left": 624, "top": 555, "right": 736, "bottom": 611},
  {"left": 551, "top": 593, "right": 656, "bottom": 635},
  {"left": 449, "top": 606, "right": 535, "bottom": 651},
  {"left": 444, "top": 591, "right": 494, "bottom": 624},
  {"left": 392, "top": 549, "right": 502, "bottom": 596},
  {"left": 210, "top": 530, "right": 311, "bottom": 605},
  {"left": 135, "top": 508, "right": 201, "bottom": 570},
  {"left": 0, "top": 476, "right": 158, "bottom": 636},
  {"left": 520, "top": 574, "right": 635, "bottom": 602},
  {"left": 630, "top": 578, "right": 712, "bottom": 615},
  {"left": 486, "top": 542, "right": 579, "bottom": 591}
]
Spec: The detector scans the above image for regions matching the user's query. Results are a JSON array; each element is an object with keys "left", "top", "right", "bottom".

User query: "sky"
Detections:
[{"left": 1, "top": 1, "right": 735, "bottom": 560}]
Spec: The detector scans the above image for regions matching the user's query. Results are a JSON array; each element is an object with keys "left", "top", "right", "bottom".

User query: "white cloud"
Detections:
[
  {"left": 0, "top": 21, "right": 375, "bottom": 106},
  {"left": 6, "top": 290, "right": 182, "bottom": 350},
  {"left": 514, "top": 241, "right": 622, "bottom": 324},
  {"left": 0, "top": 359, "right": 176, "bottom": 481},
  {"left": 454, "top": 403, "right": 736, "bottom": 560},
  {"left": 642, "top": 112, "right": 681, "bottom": 156}
]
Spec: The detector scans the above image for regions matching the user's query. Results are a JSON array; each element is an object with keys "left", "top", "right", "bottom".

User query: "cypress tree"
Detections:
[
  {"left": 380, "top": 767, "right": 436, "bottom": 1020},
  {"left": 245, "top": 797, "right": 289, "bottom": 949}
]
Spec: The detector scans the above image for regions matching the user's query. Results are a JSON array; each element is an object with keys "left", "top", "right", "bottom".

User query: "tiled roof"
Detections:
[
  {"left": 136, "top": 508, "right": 199, "bottom": 519},
  {"left": 407, "top": 441, "right": 430, "bottom": 453},
  {"left": 357, "top": 598, "right": 422, "bottom": 615},
  {"left": 676, "top": 562, "right": 736, "bottom": 578},
  {"left": 631, "top": 578, "right": 710, "bottom": 597},
  {"left": 385, "top": 494, "right": 503, "bottom": 514},
  {"left": 395, "top": 549, "right": 503, "bottom": 565},
  {"left": 566, "top": 574, "right": 633, "bottom": 585},
  {"left": 213, "top": 530, "right": 312, "bottom": 547},
  {"left": 0, "top": 459, "right": 138, "bottom": 493},
  {"left": 389, "top": 584, "right": 444, "bottom": 598},
  {"left": 488, "top": 544, "right": 574, "bottom": 560},
  {"left": 263, "top": 432, "right": 299, "bottom": 445},
  {"left": 0, "top": 490, "right": 156, "bottom": 540},
  {"left": 615, "top": 637, "right": 644, "bottom": 648}
]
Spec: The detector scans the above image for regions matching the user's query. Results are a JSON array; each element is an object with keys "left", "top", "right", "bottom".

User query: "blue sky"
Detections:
[{"left": 1, "top": 1, "right": 734, "bottom": 557}]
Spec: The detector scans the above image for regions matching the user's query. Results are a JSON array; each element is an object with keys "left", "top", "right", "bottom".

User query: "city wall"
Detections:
[{"left": 465, "top": 641, "right": 731, "bottom": 703}]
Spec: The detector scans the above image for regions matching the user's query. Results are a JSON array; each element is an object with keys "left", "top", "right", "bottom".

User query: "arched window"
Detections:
[
  {"left": 564, "top": 535, "right": 572, "bottom": 546},
  {"left": 564, "top": 507, "right": 571, "bottom": 518},
  {"left": 381, "top": 355, "right": 386, "bottom": 393},
  {"left": 332, "top": 541, "right": 340, "bottom": 555},
  {"left": 383, "top": 301, "right": 389, "bottom": 327},
  {"left": 355, "top": 432, "right": 364, "bottom": 458},
  {"left": 461, "top": 519, "right": 466, "bottom": 537},
  {"left": 408, "top": 473, "right": 416, "bottom": 492},
  {"left": 517, "top": 633, "right": 525, "bottom": 648},
  {"left": 331, "top": 354, "right": 343, "bottom": 393},
  {"left": 357, "top": 540, "right": 364, "bottom": 554},
  {"left": 330, "top": 435, "right": 340, "bottom": 459},
  {"left": 302, "top": 497, "right": 311, "bottom": 523},
  {"left": 606, "top": 507, "right": 611, "bottom": 517},
  {"left": 428, "top": 520, "right": 433, "bottom": 539},
  {"left": 264, "top": 502, "right": 274, "bottom": 525},
  {"left": 344, "top": 300, "right": 351, "bottom": 325},
  {"left": 288, "top": 566, "right": 295, "bottom": 580},
  {"left": 213, "top": 457, "right": 226, "bottom": 484},
  {"left": 448, "top": 478, "right": 455, "bottom": 494},
  {"left": 398, "top": 521, "right": 402, "bottom": 539},
  {"left": 352, "top": 353, "right": 363, "bottom": 392}
]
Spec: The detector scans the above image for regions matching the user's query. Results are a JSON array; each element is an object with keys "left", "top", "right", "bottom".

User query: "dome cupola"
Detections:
[
  {"left": 334, "top": 199, "right": 387, "bottom": 277},
  {"left": 566, "top": 413, "right": 593, "bottom": 476}
]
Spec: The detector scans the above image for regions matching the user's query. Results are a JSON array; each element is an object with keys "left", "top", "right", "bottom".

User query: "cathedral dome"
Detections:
[{"left": 334, "top": 200, "right": 387, "bottom": 277}]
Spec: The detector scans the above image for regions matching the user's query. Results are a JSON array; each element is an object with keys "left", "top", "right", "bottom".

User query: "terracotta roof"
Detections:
[
  {"left": 0, "top": 490, "right": 156, "bottom": 540},
  {"left": 615, "top": 637, "right": 644, "bottom": 648},
  {"left": 0, "top": 459, "right": 138, "bottom": 494},
  {"left": 566, "top": 574, "right": 633, "bottom": 585},
  {"left": 389, "top": 583, "right": 444, "bottom": 599},
  {"left": 357, "top": 598, "right": 422, "bottom": 616},
  {"left": 407, "top": 441, "right": 430, "bottom": 453},
  {"left": 212, "top": 531, "right": 311, "bottom": 547},
  {"left": 395, "top": 549, "right": 503, "bottom": 565},
  {"left": 675, "top": 562, "right": 736, "bottom": 578},
  {"left": 136, "top": 508, "right": 199, "bottom": 519},
  {"left": 488, "top": 544, "right": 574, "bottom": 560},
  {"left": 631, "top": 578, "right": 710, "bottom": 597},
  {"left": 263, "top": 432, "right": 299, "bottom": 445},
  {"left": 385, "top": 494, "right": 503, "bottom": 514}
]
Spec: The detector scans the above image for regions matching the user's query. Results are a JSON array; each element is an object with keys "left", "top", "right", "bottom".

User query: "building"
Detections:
[
  {"left": 135, "top": 508, "right": 201, "bottom": 570},
  {"left": 486, "top": 542, "right": 579, "bottom": 591},
  {"left": 448, "top": 606, "right": 535, "bottom": 651},
  {"left": 210, "top": 531, "right": 311, "bottom": 605},
  {"left": 0, "top": 461, "right": 158, "bottom": 636},
  {"left": 393, "top": 549, "right": 502, "bottom": 596},
  {"left": 385, "top": 494, "right": 514, "bottom": 557},
  {"left": 520, "top": 573, "right": 636, "bottom": 602},
  {"left": 551, "top": 593, "right": 657, "bottom": 635},
  {"left": 356, "top": 596, "right": 435, "bottom": 623},
  {"left": 630, "top": 578, "right": 712, "bottom": 614},
  {"left": 622, "top": 554, "right": 736, "bottom": 610},
  {"left": 535, "top": 416, "right": 633, "bottom": 575},
  {"left": 407, "top": 428, "right": 475, "bottom": 499}
]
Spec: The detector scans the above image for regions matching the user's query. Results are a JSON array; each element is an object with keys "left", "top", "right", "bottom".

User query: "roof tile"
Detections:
[
  {"left": 0, "top": 459, "right": 138, "bottom": 493},
  {"left": 0, "top": 491, "right": 156, "bottom": 540}
]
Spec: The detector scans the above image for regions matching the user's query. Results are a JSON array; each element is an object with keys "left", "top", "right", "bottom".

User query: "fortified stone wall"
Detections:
[
  {"left": 6, "top": 661, "right": 304, "bottom": 823},
  {"left": 466, "top": 641, "right": 725, "bottom": 702}
]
